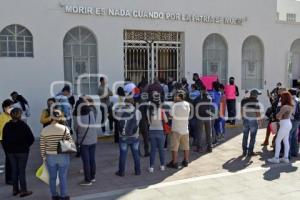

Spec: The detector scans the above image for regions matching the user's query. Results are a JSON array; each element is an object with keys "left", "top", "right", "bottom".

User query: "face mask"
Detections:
[
  {"left": 5, "top": 107, "right": 13, "bottom": 114},
  {"left": 229, "top": 80, "right": 234, "bottom": 85}
]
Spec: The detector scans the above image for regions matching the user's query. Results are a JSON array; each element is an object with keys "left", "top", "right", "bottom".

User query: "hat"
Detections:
[{"left": 250, "top": 89, "right": 262, "bottom": 97}]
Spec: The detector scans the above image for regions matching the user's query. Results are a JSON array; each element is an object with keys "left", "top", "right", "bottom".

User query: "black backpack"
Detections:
[{"left": 118, "top": 109, "right": 139, "bottom": 137}]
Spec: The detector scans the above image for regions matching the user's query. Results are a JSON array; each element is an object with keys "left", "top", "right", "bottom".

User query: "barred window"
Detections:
[
  {"left": 0, "top": 24, "right": 33, "bottom": 57},
  {"left": 203, "top": 33, "right": 228, "bottom": 84},
  {"left": 242, "top": 36, "right": 264, "bottom": 89},
  {"left": 63, "top": 26, "right": 98, "bottom": 95},
  {"left": 287, "top": 13, "right": 296, "bottom": 22}
]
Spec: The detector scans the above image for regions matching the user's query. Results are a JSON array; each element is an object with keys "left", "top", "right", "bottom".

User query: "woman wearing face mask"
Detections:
[{"left": 40, "top": 98, "right": 57, "bottom": 127}]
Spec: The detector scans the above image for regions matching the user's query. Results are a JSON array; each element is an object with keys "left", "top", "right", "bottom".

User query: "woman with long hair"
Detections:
[
  {"left": 147, "top": 96, "right": 168, "bottom": 173},
  {"left": 268, "top": 92, "right": 293, "bottom": 164},
  {"left": 40, "top": 109, "right": 74, "bottom": 200}
]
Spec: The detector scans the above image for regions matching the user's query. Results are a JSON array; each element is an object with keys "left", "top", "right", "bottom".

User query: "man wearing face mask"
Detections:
[
  {"left": 0, "top": 99, "right": 14, "bottom": 181},
  {"left": 225, "top": 77, "right": 239, "bottom": 125}
]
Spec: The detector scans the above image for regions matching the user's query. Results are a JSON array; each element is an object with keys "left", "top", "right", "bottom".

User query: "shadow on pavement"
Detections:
[
  {"left": 222, "top": 156, "right": 253, "bottom": 172},
  {"left": 263, "top": 164, "right": 298, "bottom": 181}
]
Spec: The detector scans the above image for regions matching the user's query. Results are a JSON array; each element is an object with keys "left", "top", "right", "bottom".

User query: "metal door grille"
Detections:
[{"left": 124, "top": 30, "right": 183, "bottom": 84}]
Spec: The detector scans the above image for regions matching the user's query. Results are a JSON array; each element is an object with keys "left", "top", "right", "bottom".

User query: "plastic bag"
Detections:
[{"left": 36, "top": 162, "right": 59, "bottom": 186}]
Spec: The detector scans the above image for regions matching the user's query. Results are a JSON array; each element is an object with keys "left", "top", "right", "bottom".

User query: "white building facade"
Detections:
[{"left": 0, "top": 0, "right": 300, "bottom": 135}]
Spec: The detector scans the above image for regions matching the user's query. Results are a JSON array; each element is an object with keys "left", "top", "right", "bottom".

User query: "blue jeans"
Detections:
[
  {"left": 149, "top": 130, "right": 166, "bottom": 167},
  {"left": 242, "top": 119, "right": 258, "bottom": 153},
  {"left": 118, "top": 137, "right": 140, "bottom": 175},
  {"left": 46, "top": 154, "right": 70, "bottom": 197},
  {"left": 80, "top": 144, "right": 96, "bottom": 182},
  {"left": 289, "top": 120, "right": 299, "bottom": 157},
  {"left": 214, "top": 117, "right": 225, "bottom": 135}
]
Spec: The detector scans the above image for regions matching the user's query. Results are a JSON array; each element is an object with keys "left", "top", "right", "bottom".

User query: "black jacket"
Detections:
[{"left": 2, "top": 120, "right": 35, "bottom": 153}]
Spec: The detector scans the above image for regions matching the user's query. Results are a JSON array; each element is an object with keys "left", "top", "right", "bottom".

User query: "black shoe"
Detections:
[
  {"left": 247, "top": 152, "right": 259, "bottom": 157},
  {"left": 115, "top": 171, "right": 125, "bottom": 177},
  {"left": 166, "top": 161, "right": 179, "bottom": 169},
  {"left": 207, "top": 147, "right": 212, "bottom": 153},
  {"left": 13, "top": 190, "right": 20, "bottom": 196},
  {"left": 61, "top": 197, "right": 70, "bottom": 200},
  {"left": 182, "top": 160, "right": 189, "bottom": 167},
  {"left": 20, "top": 191, "right": 33, "bottom": 198},
  {"left": 6, "top": 181, "right": 13, "bottom": 185},
  {"left": 52, "top": 196, "right": 61, "bottom": 200},
  {"left": 135, "top": 171, "right": 141, "bottom": 176},
  {"left": 144, "top": 153, "right": 150, "bottom": 157}
]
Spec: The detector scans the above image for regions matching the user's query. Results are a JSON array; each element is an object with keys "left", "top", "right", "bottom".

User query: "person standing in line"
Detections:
[
  {"left": 159, "top": 78, "right": 169, "bottom": 101},
  {"left": 181, "top": 77, "right": 189, "bottom": 94},
  {"left": 288, "top": 89, "right": 300, "bottom": 158},
  {"left": 241, "top": 89, "right": 262, "bottom": 157},
  {"left": 40, "top": 109, "right": 74, "bottom": 200},
  {"left": 224, "top": 77, "right": 239, "bottom": 125},
  {"left": 111, "top": 87, "right": 126, "bottom": 143},
  {"left": 98, "top": 77, "right": 113, "bottom": 135},
  {"left": 2, "top": 108, "right": 34, "bottom": 197},
  {"left": 215, "top": 84, "right": 226, "bottom": 141},
  {"left": 137, "top": 80, "right": 150, "bottom": 156},
  {"left": 40, "top": 98, "right": 56, "bottom": 128},
  {"left": 11, "top": 91, "right": 30, "bottom": 123},
  {"left": 115, "top": 97, "right": 142, "bottom": 177},
  {"left": 167, "top": 91, "right": 190, "bottom": 169},
  {"left": 194, "top": 90, "right": 216, "bottom": 153},
  {"left": 0, "top": 99, "right": 14, "bottom": 182},
  {"left": 55, "top": 87, "right": 72, "bottom": 133},
  {"left": 74, "top": 101, "right": 98, "bottom": 186},
  {"left": 268, "top": 92, "right": 294, "bottom": 164},
  {"left": 208, "top": 81, "right": 222, "bottom": 145},
  {"left": 147, "top": 97, "right": 168, "bottom": 173},
  {"left": 192, "top": 73, "right": 206, "bottom": 92}
]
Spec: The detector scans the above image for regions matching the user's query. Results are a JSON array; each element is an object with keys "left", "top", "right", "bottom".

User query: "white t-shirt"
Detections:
[{"left": 170, "top": 101, "right": 190, "bottom": 135}]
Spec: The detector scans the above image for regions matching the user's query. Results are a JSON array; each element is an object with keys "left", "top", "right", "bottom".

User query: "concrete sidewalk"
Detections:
[{"left": 0, "top": 126, "right": 298, "bottom": 200}]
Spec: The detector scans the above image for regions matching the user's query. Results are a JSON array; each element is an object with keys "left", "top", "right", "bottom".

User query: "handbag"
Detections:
[
  {"left": 57, "top": 127, "right": 77, "bottom": 154},
  {"left": 36, "top": 162, "right": 59, "bottom": 185},
  {"left": 161, "top": 110, "right": 171, "bottom": 135}
]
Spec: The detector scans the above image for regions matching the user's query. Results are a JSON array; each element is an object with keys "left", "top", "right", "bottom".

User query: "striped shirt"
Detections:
[{"left": 40, "top": 123, "right": 73, "bottom": 159}]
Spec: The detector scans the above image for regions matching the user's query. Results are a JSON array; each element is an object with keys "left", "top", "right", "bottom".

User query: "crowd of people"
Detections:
[{"left": 0, "top": 74, "right": 299, "bottom": 200}]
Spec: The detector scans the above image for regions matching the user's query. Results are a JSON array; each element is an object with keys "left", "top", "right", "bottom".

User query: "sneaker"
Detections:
[
  {"left": 19, "top": 191, "right": 33, "bottom": 198},
  {"left": 280, "top": 158, "right": 290, "bottom": 164},
  {"left": 148, "top": 167, "right": 154, "bottom": 173},
  {"left": 79, "top": 181, "right": 92, "bottom": 186},
  {"left": 91, "top": 179, "right": 96, "bottom": 183},
  {"left": 159, "top": 166, "right": 165, "bottom": 171},
  {"left": 268, "top": 157, "right": 280, "bottom": 164},
  {"left": 166, "top": 161, "right": 179, "bottom": 169},
  {"left": 182, "top": 160, "right": 189, "bottom": 167}
]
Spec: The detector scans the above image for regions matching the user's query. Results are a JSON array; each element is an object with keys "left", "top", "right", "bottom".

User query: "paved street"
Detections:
[{"left": 0, "top": 126, "right": 299, "bottom": 200}]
